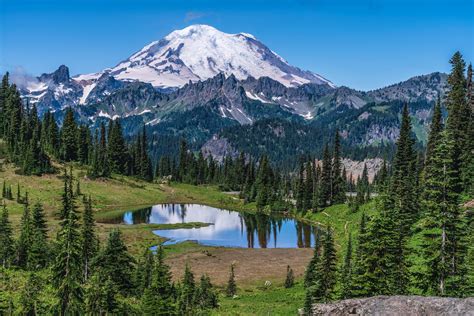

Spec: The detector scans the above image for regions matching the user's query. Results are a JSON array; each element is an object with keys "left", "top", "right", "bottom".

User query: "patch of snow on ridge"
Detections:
[
  {"left": 245, "top": 91, "right": 271, "bottom": 103},
  {"left": 302, "top": 111, "right": 314, "bottom": 120},
  {"left": 79, "top": 83, "right": 97, "bottom": 105}
]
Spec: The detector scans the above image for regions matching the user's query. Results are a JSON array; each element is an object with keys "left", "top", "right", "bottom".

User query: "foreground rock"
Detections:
[{"left": 309, "top": 295, "right": 474, "bottom": 315}]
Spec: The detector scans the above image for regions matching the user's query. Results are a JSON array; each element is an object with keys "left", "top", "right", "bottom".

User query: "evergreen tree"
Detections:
[
  {"left": 351, "top": 213, "right": 369, "bottom": 297},
  {"left": 85, "top": 274, "right": 119, "bottom": 315},
  {"left": 255, "top": 155, "right": 273, "bottom": 210},
  {"left": 107, "top": 120, "right": 128, "bottom": 174},
  {"left": 81, "top": 196, "right": 98, "bottom": 282},
  {"left": 331, "top": 130, "right": 346, "bottom": 204},
  {"left": 225, "top": 263, "right": 237, "bottom": 297},
  {"left": 51, "top": 169, "right": 84, "bottom": 315},
  {"left": 419, "top": 129, "right": 466, "bottom": 296},
  {"left": 296, "top": 159, "right": 306, "bottom": 213},
  {"left": 319, "top": 144, "right": 332, "bottom": 207},
  {"left": 285, "top": 265, "right": 295, "bottom": 288},
  {"left": 93, "top": 229, "right": 135, "bottom": 294},
  {"left": 177, "top": 263, "right": 196, "bottom": 315},
  {"left": 28, "top": 202, "right": 49, "bottom": 269},
  {"left": 195, "top": 274, "right": 218, "bottom": 311},
  {"left": 31, "top": 202, "right": 47, "bottom": 239},
  {"left": 15, "top": 202, "right": 32, "bottom": 268},
  {"left": 0, "top": 205, "right": 14, "bottom": 267},
  {"left": 338, "top": 233, "right": 353, "bottom": 299},
  {"left": 315, "top": 226, "right": 337, "bottom": 303},
  {"left": 425, "top": 98, "right": 443, "bottom": 167},
  {"left": 60, "top": 107, "right": 78, "bottom": 161},
  {"left": 18, "top": 272, "right": 43, "bottom": 316}
]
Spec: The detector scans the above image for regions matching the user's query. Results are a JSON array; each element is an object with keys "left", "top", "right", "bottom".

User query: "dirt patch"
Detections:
[{"left": 166, "top": 247, "right": 313, "bottom": 287}]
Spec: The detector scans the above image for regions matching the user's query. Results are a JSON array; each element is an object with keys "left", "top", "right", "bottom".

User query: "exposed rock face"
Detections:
[
  {"left": 309, "top": 296, "right": 474, "bottom": 316},
  {"left": 201, "top": 136, "right": 238, "bottom": 162}
]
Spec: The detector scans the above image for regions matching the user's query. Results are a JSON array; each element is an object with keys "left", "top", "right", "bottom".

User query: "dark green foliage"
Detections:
[
  {"left": 331, "top": 130, "right": 346, "bottom": 204},
  {"left": 305, "top": 226, "right": 337, "bottom": 307},
  {"left": 85, "top": 274, "right": 119, "bottom": 315},
  {"left": 225, "top": 263, "right": 237, "bottom": 297},
  {"left": 51, "top": 169, "right": 84, "bottom": 315},
  {"left": 93, "top": 229, "right": 135, "bottom": 294},
  {"left": 338, "top": 233, "right": 353, "bottom": 299},
  {"left": 28, "top": 202, "right": 49, "bottom": 269},
  {"left": 15, "top": 202, "right": 32, "bottom": 268},
  {"left": 81, "top": 196, "right": 98, "bottom": 281},
  {"left": 195, "top": 274, "right": 219, "bottom": 311},
  {"left": 177, "top": 264, "right": 196, "bottom": 315},
  {"left": 285, "top": 265, "right": 295, "bottom": 288},
  {"left": 419, "top": 130, "right": 466, "bottom": 296},
  {"left": 60, "top": 108, "right": 78, "bottom": 162},
  {"left": 319, "top": 144, "right": 332, "bottom": 207},
  {"left": 0, "top": 205, "right": 14, "bottom": 267},
  {"left": 18, "top": 272, "right": 43, "bottom": 315},
  {"left": 107, "top": 120, "right": 128, "bottom": 174}
]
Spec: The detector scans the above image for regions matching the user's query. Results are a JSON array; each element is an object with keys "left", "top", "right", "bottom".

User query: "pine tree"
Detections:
[
  {"left": 351, "top": 213, "right": 368, "bottom": 297},
  {"left": 225, "top": 263, "right": 237, "bottom": 297},
  {"left": 85, "top": 274, "right": 119, "bottom": 315},
  {"left": 31, "top": 202, "right": 47, "bottom": 238},
  {"left": 420, "top": 129, "right": 466, "bottom": 296},
  {"left": 177, "top": 263, "right": 196, "bottom": 314},
  {"left": 98, "top": 123, "right": 110, "bottom": 177},
  {"left": 0, "top": 204, "right": 14, "bottom": 267},
  {"left": 195, "top": 274, "right": 218, "bottom": 311},
  {"left": 107, "top": 120, "right": 128, "bottom": 174},
  {"left": 140, "top": 246, "right": 176, "bottom": 314},
  {"left": 93, "top": 229, "right": 135, "bottom": 294},
  {"left": 18, "top": 272, "right": 43, "bottom": 316},
  {"left": 136, "top": 249, "right": 154, "bottom": 295},
  {"left": 338, "top": 233, "right": 353, "bottom": 299},
  {"left": 296, "top": 159, "right": 306, "bottom": 212},
  {"left": 28, "top": 202, "right": 49, "bottom": 269},
  {"left": 52, "top": 169, "right": 84, "bottom": 315},
  {"left": 425, "top": 98, "right": 443, "bottom": 167},
  {"left": 285, "top": 265, "right": 295, "bottom": 288},
  {"left": 255, "top": 155, "right": 273, "bottom": 210},
  {"left": 15, "top": 202, "right": 32, "bottom": 268},
  {"left": 81, "top": 196, "right": 98, "bottom": 282},
  {"left": 304, "top": 232, "right": 322, "bottom": 289},
  {"left": 316, "top": 226, "right": 337, "bottom": 303},
  {"left": 60, "top": 107, "right": 78, "bottom": 161},
  {"left": 319, "top": 144, "right": 332, "bottom": 207},
  {"left": 331, "top": 130, "right": 346, "bottom": 204}
]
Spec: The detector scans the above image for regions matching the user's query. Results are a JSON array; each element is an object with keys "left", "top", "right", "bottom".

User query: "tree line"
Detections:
[
  {"left": 303, "top": 52, "right": 474, "bottom": 314},
  {"left": 0, "top": 168, "right": 221, "bottom": 314},
  {"left": 0, "top": 75, "right": 154, "bottom": 181}
]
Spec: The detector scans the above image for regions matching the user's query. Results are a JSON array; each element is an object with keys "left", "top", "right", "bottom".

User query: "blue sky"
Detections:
[{"left": 0, "top": 0, "right": 472, "bottom": 90}]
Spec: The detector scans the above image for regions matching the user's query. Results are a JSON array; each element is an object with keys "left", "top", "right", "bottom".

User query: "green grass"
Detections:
[
  {"left": 213, "top": 282, "right": 305, "bottom": 315},
  {"left": 301, "top": 201, "right": 377, "bottom": 250}
]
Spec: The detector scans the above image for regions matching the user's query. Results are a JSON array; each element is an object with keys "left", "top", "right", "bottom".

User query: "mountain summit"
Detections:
[{"left": 75, "top": 24, "right": 334, "bottom": 89}]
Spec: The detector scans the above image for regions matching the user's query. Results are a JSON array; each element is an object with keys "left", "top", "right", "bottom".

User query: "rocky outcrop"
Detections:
[
  {"left": 201, "top": 135, "right": 238, "bottom": 162},
  {"left": 309, "top": 295, "right": 474, "bottom": 316}
]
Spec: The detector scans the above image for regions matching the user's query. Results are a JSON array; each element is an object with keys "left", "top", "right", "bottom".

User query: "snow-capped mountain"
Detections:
[{"left": 74, "top": 24, "right": 334, "bottom": 93}]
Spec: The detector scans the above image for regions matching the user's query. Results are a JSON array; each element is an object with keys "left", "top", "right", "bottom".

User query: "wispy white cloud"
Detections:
[{"left": 184, "top": 11, "right": 207, "bottom": 22}]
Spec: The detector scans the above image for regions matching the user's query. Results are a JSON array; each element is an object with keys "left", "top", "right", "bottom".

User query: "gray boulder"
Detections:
[{"left": 308, "top": 295, "right": 474, "bottom": 316}]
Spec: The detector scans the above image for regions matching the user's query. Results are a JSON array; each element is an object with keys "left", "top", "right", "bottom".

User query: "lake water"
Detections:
[{"left": 104, "top": 204, "right": 317, "bottom": 248}]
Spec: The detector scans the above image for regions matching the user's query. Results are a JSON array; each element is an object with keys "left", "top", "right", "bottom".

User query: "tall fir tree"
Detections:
[
  {"left": 319, "top": 144, "right": 332, "bottom": 207},
  {"left": 331, "top": 130, "right": 346, "bottom": 204},
  {"left": 93, "top": 229, "right": 135, "bottom": 294},
  {"left": 52, "top": 169, "right": 84, "bottom": 315},
  {"left": 0, "top": 205, "right": 14, "bottom": 268},
  {"left": 81, "top": 196, "right": 98, "bottom": 282},
  {"left": 338, "top": 233, "right": 353, "bottom": 299},
  {"left": 60, "top": 108, "right": 78, "bottom": 162}
]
